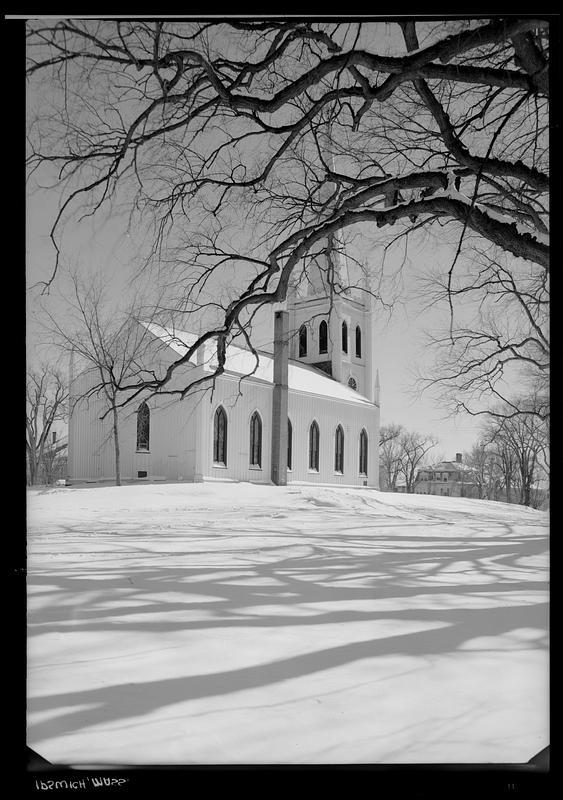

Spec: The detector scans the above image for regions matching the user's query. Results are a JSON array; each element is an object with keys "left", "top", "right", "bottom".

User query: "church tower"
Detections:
[
  {"left": 286, "top": 257, "right": 375, "bottom": 400},
  {"left": 285, "top": 131, "right": 378, "bottom": 401},
  {"left": 286, "top": 185, "right": 377, "bottom": 402}
]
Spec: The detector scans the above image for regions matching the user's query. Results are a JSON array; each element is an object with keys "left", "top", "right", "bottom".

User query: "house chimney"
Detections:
[
  {"left": 271, "top": 311, "right": 289, "bottom": 486},
  {"left": 456, "top": 452, "right": 462, "bottom": 463}
]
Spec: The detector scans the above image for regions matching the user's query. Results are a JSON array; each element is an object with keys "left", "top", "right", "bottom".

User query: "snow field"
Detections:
[{"left": 27, "top": 482, "right": 548, "bottom": 764}]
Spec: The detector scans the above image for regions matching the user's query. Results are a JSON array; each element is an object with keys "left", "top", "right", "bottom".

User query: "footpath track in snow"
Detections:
[{"left": 27, "top": 483, "right": 548, "bottom": 765}]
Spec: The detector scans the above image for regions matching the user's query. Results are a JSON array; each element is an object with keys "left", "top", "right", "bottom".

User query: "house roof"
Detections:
[
  {"left": 143, "top": 322, "right": 374, "bottom": 406},
  {"left": 424, "top": 460, "right": 474, "bottom": 472}
]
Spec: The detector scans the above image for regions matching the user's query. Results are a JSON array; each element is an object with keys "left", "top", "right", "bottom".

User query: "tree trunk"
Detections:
[
  {"left": 112, "top": 406, "right": 121, "bottom": 487},
  {"left": 28, "top": 456, "right": 37, "bottom": 485}
]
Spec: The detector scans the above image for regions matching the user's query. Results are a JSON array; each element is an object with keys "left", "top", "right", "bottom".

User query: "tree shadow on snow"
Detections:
[{"left": 27, "top": 525, "right": 548, "bottom": 743}]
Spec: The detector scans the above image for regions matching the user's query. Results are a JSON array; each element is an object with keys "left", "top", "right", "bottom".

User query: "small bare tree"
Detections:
[
  {"left": 40, "top": 433, "right": 68, "bottom": 485},
  {"left": 26, "top": 367, "right": 68, "bottom": 485},
  {"left": 43, "top": 273, "right": 157, "bottom": 486},
  {"left": 379, "top": 423, "right": 404, "bottom": 491},
  {"left": 398, "top": 430, "right": 439, "bottom": 493},
  {"left": 463, "top": 442, "right": 503, "bottom": 501},
  {"left": 484, "top": 399, "right": 548, "bottom": 507}
]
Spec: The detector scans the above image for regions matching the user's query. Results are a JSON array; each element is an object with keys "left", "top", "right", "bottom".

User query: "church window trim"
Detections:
[
  {"left": 308, "top": 420, "right": 320, "bottom": 472},
  {"left": 355, "top": 325, "right": 362, "bottom": 358},
  {"left": 249, "top": 410, "right": 263, "bottom": 468},
  {"left": 342, "top": 320, "right": 348, "bottom": 353},
  {"left": 136, "top": 401, "right": 150, "bottom": 452},
  {"left": 359, "top": 428, "right": 368, "bottom": 476},
  {"left": 213, "top": 405, "right": 228, "bottom": 467},
  {"left": 298, "top": 325, "right": 307, "bottom": 357},
  {"left": 287, "top": 418, "right": 293, "bottom": 471},
  {"left": 334, "top": 424, "right": 344, "bottom": 474},
  {"left": 319, "top": 320, "right": 328, "bottom": 355}
]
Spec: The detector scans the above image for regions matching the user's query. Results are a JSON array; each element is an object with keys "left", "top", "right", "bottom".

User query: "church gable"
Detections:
[{"left": 142, "top": 322, "right": 374, "bottom": 407}]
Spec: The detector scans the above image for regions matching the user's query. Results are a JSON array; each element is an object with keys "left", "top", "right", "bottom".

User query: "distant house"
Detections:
[
  {"left": 414, "top": 453, "right": 478, "bottom": 498},
  {"left": 394, "top": 475, "right": 408, "bottom": 493}
]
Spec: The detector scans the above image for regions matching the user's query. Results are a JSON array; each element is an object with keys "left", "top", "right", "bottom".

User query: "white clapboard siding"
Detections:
[
  {"left": 68, "top": 322, "right": 380, "bottom": 488},
  {"left": 196, "top": 376, "right": 378, "bottom": 487},
  {"left": 286, "top": 389, "right": 379, "bottom": 487},
  {"left": 68, "top": 350, "right": 205, "bottom": 482},
  {"left": 202, "top": 375, "right": 274, "bottom": 484}
]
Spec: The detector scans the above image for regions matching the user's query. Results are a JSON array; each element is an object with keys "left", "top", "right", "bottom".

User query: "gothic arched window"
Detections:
[
  {"left": 359, "top": 428, "right": 368, "bottom": 476},
  {"left": 309, "top": 420, "right": 320, "bottom": 471},
  {"left": 334, "top": 425, "right": 344, "bottom": 473},
  {"left": 250, "top": 411, "right": 262, "bottom": 467},
  {"left": 355, "top": 325, "right": 362, "bottom": 358},
  {"left": 299, "top": 325, "right": 308, "bottom": 357},
  {"left": 136, "top": 402, "right": 150, "bottom": 451},
  {"left": 348, "top": 376, "right": 357, "bottom": 391},
  {"left": 319, "top": 320, "right": 328, "bottom": 354},
  {"left": 342, "top": 320, "right": 348, "bottom": 353},
  {"left": 213, "top": 406, "right": 227, "bottom": 466},
  {"left": 287, "top": 418, "right": 293, "bottom": 471}
]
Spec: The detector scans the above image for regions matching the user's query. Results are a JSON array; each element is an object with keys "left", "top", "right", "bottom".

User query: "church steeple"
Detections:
[
  {"left": 304, "top": 133, "right": 351, "bottom": 299},
  {"left": 284, "top": 131, "right": 378, "bottom": 403},
  {"left": 286, "top": 206, "right": 376, "bottom": 399}
]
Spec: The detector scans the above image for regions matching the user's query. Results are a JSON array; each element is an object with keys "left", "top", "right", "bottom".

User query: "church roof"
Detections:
[{"left": 143, "top": 322, "right": 373, "bottom": 406}]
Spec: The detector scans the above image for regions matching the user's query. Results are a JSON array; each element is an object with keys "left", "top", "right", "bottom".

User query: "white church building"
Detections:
[{"left": 68, "top": 246, "right": 381, "bottom": 488}]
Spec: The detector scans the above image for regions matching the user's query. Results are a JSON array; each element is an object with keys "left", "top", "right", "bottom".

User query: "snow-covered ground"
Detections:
[{"left": 27, "top": 482, "right": 549, "bottom": 766}]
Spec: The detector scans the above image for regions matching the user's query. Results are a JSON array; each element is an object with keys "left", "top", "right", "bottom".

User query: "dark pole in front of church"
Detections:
[{"left": 271, "top": 310, "right": 289, "bottom": 486}]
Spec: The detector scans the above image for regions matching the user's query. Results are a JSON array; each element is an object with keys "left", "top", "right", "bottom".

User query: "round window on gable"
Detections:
[{"left": 348, "top": 376, "right": 357, "bottom": 391}]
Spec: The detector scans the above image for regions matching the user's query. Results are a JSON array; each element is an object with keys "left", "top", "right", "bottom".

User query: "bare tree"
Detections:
[
  {"left": 43, "top": 273, "right": 158, "bottom": 485},
  {"left": 379, "top": 423, "right": 404, "bottom": 491},
  {"left": 398, "top": 430, "right": 439, "bottom": 493},
  {"left": 40, "top": 433, "right": 68, "bottom": 485},
  {"left": 416, "top": 245, "right": 549, "bottom": 421},
  {"left": 463, "top": 441, "right": 503, "bottom": 501},
  {"left": 484, "top": 399, "right": 548, "bottom": 507},
  {"left": 493, "top": 436, "right": 518, "bottom": 504},
  {"left": 26, "top": 18, "right": 550, "bottom": 407},
  {"left": 26, "top": 367, "right": 68, "bottom": 485}
]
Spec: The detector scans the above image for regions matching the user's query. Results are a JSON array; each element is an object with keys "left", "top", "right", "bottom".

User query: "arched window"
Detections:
[
  {"left": 213, "top": 406, "right": 227, "bottom": 466},
  {"left": 299, "top": 325, "right": 307, "bottom": 357},
  {"left": 342, "top": 320, "right": 348, "bottom": 353},
  {"left": 287, "top": 418, "right": 293, "bottom": 471},
  {"left": 136, "top": 402, "right": 150, "bottom": 451},
  {"left": 250, "top": 411, "right": 262, "bottom": 467},
  {"left": 359, "top": 428, "right": 368, "bottom": 476},
  {"left": 348, "top": 376, "right": 357, "bottom": 391},
  {"left": 355, "top": 325, "right": 362, "bottom": 358},
  {"left": 309, "top": 420, "right": 320, "bottom": 471},
  {"left": 334, "top": 425, "right": 344, "bottom": 473},
  {"left": 319, "top": 320, "right": 328, "bottom": 355}
]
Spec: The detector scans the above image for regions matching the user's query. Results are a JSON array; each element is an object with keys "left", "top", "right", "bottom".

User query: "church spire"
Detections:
[
  {"left": 374, "top": 369, "right": 380, "bottom": 405},
  {"left": 286, "top": 127, "right": 377, "bottom": 403},
  {"left": 306, "top": 130, "right": 350, "bottom": 297}
]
